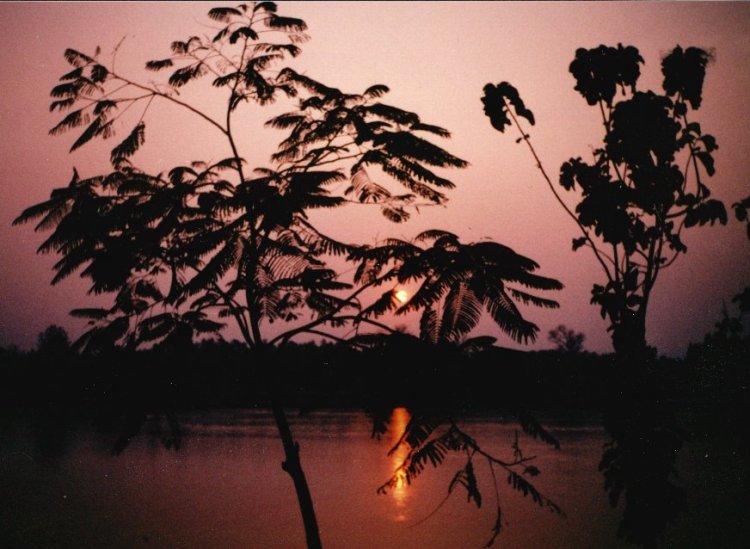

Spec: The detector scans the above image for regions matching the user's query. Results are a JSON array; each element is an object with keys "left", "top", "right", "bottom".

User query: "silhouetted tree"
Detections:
[
  {"left": 14, "top": 3, "right": 561, "bottom": 547},
  {"left": 36, "top": 325, "right": 71, "bottom": 357},
  {"left": 482, "top": 45, "right": 729, "bottom": 547},
  {"left": 483, "top": 44, "right": 726, "bottom": 363},
  {"left": 548, "top": 324, "right": 585, "bottom": 353}
]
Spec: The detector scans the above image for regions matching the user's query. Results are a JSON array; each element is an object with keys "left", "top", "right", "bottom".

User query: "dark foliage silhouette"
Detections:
[
  {"left": 547, "top": 324, "right": 585, "bottom": 353},
  {"left": 731, "top": 195, "right": 750, "bottom": 312},
  {"left": 346, "top": 230, "right": 561, "bottom": 345},
  {"left": 14, "top": 3, "right": 562, "bottom": 547},
  {"left": 378, "top": 416, "right": 563, "bottom": 548},
  {"left": 36, "top": 325, "right": 72, "bottom": 357},
  {"left": 597, "top": 370, "right": 687, "bottom": 548},
  {"left": 483, "top": 44, "right": 726, "bottom": 362},
  {"left": 683, "top": 191, "right": 750, "bottom": 440},
  {"left": 483, "top": 44, "right": 728, "bottom": 547}
]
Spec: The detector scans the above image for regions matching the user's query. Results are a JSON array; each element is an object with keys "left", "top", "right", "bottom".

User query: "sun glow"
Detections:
[
  {"left": 394, "top": 289, "right": 409, "bottom": 304},
  {"left": 390, "top": 407, "right": 411, "bottom": 521}
]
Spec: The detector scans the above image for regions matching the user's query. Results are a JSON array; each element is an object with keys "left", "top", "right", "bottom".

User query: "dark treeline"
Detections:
[{"left": 1, "top": 326, "right": 746, "bottom": 416}]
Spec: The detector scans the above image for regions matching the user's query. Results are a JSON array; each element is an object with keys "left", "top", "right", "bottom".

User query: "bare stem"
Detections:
[{"left": 503, "top": 98, "right": 614, "bottom": 282}]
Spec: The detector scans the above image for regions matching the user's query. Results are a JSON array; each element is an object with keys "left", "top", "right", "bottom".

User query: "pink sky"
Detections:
[{"left": 1, "top": 2, "right": 749, "bottom": 355}]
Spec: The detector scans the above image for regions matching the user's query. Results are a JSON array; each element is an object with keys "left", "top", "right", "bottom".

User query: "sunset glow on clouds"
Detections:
[{"left": 1, "top": 2, "right": 748, "bottom": 354}]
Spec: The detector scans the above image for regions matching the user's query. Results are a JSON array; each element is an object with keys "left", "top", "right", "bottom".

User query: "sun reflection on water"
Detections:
[{"left": 389, "top": 406, "right": 411, "bottom": 522}]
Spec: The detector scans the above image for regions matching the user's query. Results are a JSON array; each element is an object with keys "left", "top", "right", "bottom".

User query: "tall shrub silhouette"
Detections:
[
  {"left": 14, "top": 3, "right": 561, "bottom": 547},
  {"left": 483, "top": 45, "right": 728, "bottom": 546},
  {"left": 548, "top": 325, "right": 585, "bottom": 353},
  {"left": 36, "top": 325, "right": 72, "bottom": 357},
  {"left": 483, "top": 45, "right": 726, "bottom": 363}
]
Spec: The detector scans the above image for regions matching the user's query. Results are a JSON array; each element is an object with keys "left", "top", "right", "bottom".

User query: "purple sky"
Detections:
[{"left": 1, "top": 2, "right": 749, "bottom": 355}]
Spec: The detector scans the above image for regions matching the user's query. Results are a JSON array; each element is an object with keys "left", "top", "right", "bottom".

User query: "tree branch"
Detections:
[{"left": 504, "top": 97, "right": 614, "bottom": 282}]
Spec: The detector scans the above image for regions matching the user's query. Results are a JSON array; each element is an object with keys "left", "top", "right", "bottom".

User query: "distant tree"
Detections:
[
  {"left": 704, "top": 303, "right": 745, "bottom": 348},
  {"left": 547, "top": 324, "right": 585, "bottom": 353},
  {"left": 482, "top": 44, "right": 726, "bottom": 363},
  {"left": 14, "top": 3, "right": 561, "bottom": 547},
  {"left": 36, "top": 325, "right": 72, "bottom": 357},
  {"left": 0, "top": 344, "right": 21, "bottom": 357}
]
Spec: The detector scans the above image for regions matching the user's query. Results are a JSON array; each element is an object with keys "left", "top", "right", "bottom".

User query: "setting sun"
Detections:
[{"left": 394, "top": 289, "right": 409, "bottom": 304}]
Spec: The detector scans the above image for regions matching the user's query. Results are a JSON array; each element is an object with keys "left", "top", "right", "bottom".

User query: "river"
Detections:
[{"left": 0, "top": 407, "right": 697, "bottom": 548}]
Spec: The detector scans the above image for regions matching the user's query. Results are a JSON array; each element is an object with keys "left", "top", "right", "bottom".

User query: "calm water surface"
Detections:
[{"left": 1, "top": 409, "right": 633, "bottom": 548}]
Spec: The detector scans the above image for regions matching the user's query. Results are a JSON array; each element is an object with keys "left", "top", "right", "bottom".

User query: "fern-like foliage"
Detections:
[
  {"left": 355, "top": 232, "right": 561, "bottom": 345},
  {"left": 378, "top": 416, "right": 564, "bottom": 546},
  {"left": 16, "top": 2, "right": 499, "bottom": 353}
]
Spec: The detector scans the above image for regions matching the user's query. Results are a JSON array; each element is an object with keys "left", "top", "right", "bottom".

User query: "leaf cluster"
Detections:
[
  {"left": 485, "top": 45, "right": 726, "bottom": 344},
  {"left": 268, "top": 70, "right": 466, "bottom": 221},
  {"left": 569, "top": 44, "right": 643, "bottom": 106},
  {"left": 481, "top": 82, "right": 535, "bottom": 133},
  {"left": 378, "top": 416, "right": 563, "bottom": 547},
  {"left": 353, "top": 231, "right": 561, "bottom": 345},
  {"left": 565, "top": 46, "right": 725, "bottom": 330}
]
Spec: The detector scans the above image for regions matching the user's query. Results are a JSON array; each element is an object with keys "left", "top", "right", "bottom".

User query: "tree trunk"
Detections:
[
  {"left": 611, "top": 309, "right": 648, "bottom": 367},
  {"left": 270, "top": 402, "right": 323, "bottom": 549},
  {"left": 257, "top": 340, "right": 322, "bottom": 549},
  {"left": 601, "top": 305, "right": 686, "bottom": 547},
  {"left": 259, "top": 343, "right": 323, "bottom": 549}
]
